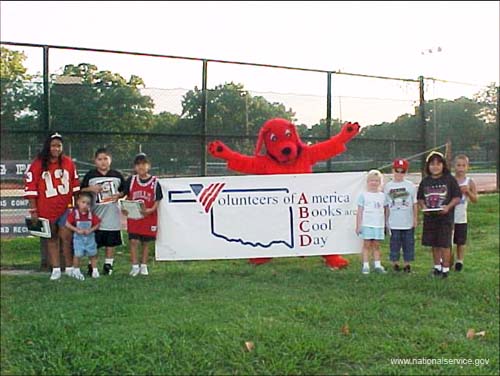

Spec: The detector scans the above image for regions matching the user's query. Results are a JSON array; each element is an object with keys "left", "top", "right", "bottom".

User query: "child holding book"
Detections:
[{"left": 122, "top": 153, "right": 163, "bottom": 276}]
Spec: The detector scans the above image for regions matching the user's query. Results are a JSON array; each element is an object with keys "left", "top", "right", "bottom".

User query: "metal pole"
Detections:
[
  {"left": 42, "top": 46, "right": 50, "bottom": 132},
  {"left": 326, "top": 72, "right": 332, "bottom": 172},
  {"left": 419, "top": 76, "right": 427, "bottom": 176},
  {"left": 201, "top": 60, "right": 208, "bottom": 177},
  {"left": 496, "top": 85, "right": 499, "bottom": 191}
]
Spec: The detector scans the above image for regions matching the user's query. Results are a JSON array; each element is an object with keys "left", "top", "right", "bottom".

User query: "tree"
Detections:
[
  {"left": 0, "top": 47, "right": 39, "bottom": 128},
  {"left": 473, "top": 82, "right": 498, "bottom": 125}
]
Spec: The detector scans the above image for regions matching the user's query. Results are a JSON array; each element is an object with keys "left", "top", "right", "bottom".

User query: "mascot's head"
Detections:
[{"left": 254, "top": 118, "right": 305, "bottom": 164}]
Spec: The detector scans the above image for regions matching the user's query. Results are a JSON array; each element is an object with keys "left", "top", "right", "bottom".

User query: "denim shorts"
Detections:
[
  {"left": 74, "top": 246, "right": 97, "bottom": 258},
  {"left": 359, "top": 226, "right": 384, "bottom": 240},
  {"left": 54, "top": 209, "right": 70, "bottom": 227}
]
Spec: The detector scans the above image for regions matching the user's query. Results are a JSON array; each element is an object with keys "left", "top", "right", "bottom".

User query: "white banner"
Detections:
[{"left": 156, "top": 172, "right": 366, "bottom": 261}]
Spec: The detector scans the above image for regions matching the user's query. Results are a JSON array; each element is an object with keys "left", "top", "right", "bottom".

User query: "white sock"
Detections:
[
  {"left": 374, "top": 261, "right": 381, "bottom": 268},
  {"left": 92, "top": 267, "right": 98, "bottom": 272},
  {"left": 140, "top": 263, "right": 147, "bottom": 268},
  {"left": 52, "top": 267, "right": 61, "bottom": 273},
  {"left": 132, "top": 264, "right": 139, "bottom": 269},
  {"left": 434, "top": 264, "right": 442, "bottom": 271},
  {"left": 442, "top": 267, "right": 450, "bottom": 273},
  {"left": 457, "top": 260, "right": 463, "bottom": 264},
  {"left": 363, "top": 262, "right": 369, "bottom": 269},
  {"left": 105, "top": 258, "right": 114, "bottom": 265},
  {"left": 65, "top": 266, "right": 74, "bottom": 273}
]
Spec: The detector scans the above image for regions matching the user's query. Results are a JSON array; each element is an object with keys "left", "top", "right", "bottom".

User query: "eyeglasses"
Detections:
[{"left": 395, "top": 169, "right": 406, "bottom": 173}]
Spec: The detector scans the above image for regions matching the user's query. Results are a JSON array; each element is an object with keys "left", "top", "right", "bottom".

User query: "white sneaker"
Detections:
[
  {"left": 361, "top": 265, "right": 370, "bottom": 274},
  {"left": 374, "top": 266, "right": 387, "bottom": 274},
  {"left": 129, "top": 266, "right": 140, "bottom": 277},
  {"left": 92, "top": 269, "right": 100, "bottom": 279},
  {"left": 140, "top": 265, "right": 149, "bottom": 276},
  {"left": 50, "top": 269, "right": 62, "bottom": 280},
  {"left": 72, "top": 269, "right": 85, "bottom": 281},
  {"left": 65, "top": 267, "right": 74, "bottom": 276}
]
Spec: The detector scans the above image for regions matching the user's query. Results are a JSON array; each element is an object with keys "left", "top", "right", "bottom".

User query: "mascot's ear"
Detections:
[
  {"left": 254, "top": 126, "right": 268, "bottom": 156},
  {"left": 290, "top": 123, "right": 306, "bottom": 147}
]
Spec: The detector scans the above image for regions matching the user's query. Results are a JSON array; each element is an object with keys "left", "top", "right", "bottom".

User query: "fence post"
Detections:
[
  {"left": 496, "top": 85, "right": 499, "bottom": 191},
  {"left": 419, "top": 76, "right": 427, "bottom": 175},
  {"left": 200, "top": 60, "right": 208, "bottom": 177},
  {"left": 326, "top": 72, "right": 332, "bottom": 172},
  {"left": 39, "top": 45, "right": 51, "bottom": 269}
]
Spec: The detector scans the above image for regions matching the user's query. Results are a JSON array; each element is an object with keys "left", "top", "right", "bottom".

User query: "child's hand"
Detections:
[
  {"left": 460, "top": 185, "right": 469, "bottom": 195},
  {"left": 440, "top": 206, "right": 450, "bottom": 215},
  {"left": 90, "top": 185, "right": 103, "bottom": 193},
  {"left": 121, "top": 209, "right": 129, "bottom": 217},
  {"left": 110, "top": 193, "right": 121, "bottom": 202},
  {"left": 76, "top": 228, "right": 85, "bottom": 235},
  {"left": 142, "top": 208, "right": 153, "bottom": 216}
]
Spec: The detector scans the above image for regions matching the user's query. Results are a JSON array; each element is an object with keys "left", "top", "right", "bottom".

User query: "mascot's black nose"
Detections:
[{"left": 282, "top": 147, "right": 292, "bottom": 155}]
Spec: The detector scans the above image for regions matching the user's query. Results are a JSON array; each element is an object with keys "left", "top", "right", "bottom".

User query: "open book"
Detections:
[
  {"left": 25, "top": 217, "right": 52, "bottom": 238},
  {"left": 120, "top": 200, "right": 145, "bottom": 219}
]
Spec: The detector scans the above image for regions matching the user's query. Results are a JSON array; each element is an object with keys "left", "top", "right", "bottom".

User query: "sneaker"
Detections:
[
  {"left": 87, "top": 263, "right": 93, "bottom": 277},
  {"left": 140, "top": 265, "right": 149, "bottom": 276},
  {"left": 432, "top": 268, "right": 442, "bottom": 277},
  {"left": 64, "top": 267, "right": 74, "bottom": 277},
  {"left": 50, "top": 269, "right": 61, "bottom": 281},
  {"left": 393, "top": 264, "right": 401, "bottom": 272},
  {"left": 361, "top": 265, "right": 370, "bottom": 274},
  {"left": 374, "top": 266, "right": 387, "bottom": 274},
  {"left": 92, "top": 269, "right": 100, "bottom": 279},
  {"left": 441, "top": 271, "right": 449, "bottom": 278},
  {"left": 455, "top": 262, "right": 463, "bottom": 272},
  {"left": 403, "top": 265, "right": 411, "bottom": 273},
  {"left": 129, "top": 266, "right": 140, "bottom": 277},
  {"left": 72, "top": 269, "right": 85, "bottom": 281},
  {"left": 103, "top": 263, "right": 113, "bottom": 276}
]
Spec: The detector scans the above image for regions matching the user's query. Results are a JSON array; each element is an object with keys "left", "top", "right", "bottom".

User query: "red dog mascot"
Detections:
[{"left": 208, "top": 118, "right": 360, "bottom": 269}]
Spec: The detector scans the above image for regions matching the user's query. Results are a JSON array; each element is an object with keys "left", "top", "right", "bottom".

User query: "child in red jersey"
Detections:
[
  {"left": 24, "top": 132, "right": 80, "bottom": 280},
  {"left": 122, "top": 153, "right": 163, "bottom": 276}
]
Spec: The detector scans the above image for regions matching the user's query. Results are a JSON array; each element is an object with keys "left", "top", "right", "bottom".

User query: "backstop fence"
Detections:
[{"left": 1, "top": 41, "right": 498, "bottom": 237}]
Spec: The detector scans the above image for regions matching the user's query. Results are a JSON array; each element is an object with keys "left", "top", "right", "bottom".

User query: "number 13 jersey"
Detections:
[{"left": 24, "top": 156, "right": 80, "bottom": 221}]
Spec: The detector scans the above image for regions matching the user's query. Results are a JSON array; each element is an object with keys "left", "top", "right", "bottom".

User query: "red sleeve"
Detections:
[
  {"left": 67, "top": 157, "right": 80, "bottom": 194},
  {"left": 92, "top": 215, "right": 101, "bottom": 227},
  {"left": 24, "top": 159, "right": 41, "bottom": 199},
  {"left": 66, "top": 210, "right": 76, "bottom": 226}
]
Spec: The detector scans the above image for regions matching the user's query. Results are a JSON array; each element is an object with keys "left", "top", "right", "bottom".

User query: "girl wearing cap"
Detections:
[
  {"left": 417, "top": 151, "right": 461, "bottom": 278},
  {"left": 384, "top": 158, "right": 418, "bottom": 273},
  {"left": 24, "top": 132, "right": 81, "bottom": 280}
]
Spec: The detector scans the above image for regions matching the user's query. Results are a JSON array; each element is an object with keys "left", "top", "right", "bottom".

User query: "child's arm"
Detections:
[
  {"left": 65, "top": 220, "right": 83, "bottom": 235},
  {"left": 143, "top": 201, "right": 160, "bottom": 216},
  {"left": 465, "top": 179, "right": 478, "bottom": 203},
  {"left": 355, "top": 206, "right": 363, "bottom": 235},
  {"left": 440, "top": 197, "right": 461, "bottom": 215},
  {"left": 412, "top": 203, "right": 418, "bottom": 228}
]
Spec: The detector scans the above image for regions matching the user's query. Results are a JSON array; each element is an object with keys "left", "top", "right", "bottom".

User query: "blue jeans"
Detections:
[{"left": 389, "top": 228, "right": 415, "bottom": 262}]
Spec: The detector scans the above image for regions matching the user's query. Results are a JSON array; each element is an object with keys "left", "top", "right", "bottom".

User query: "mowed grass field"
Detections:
[{"left": 1, "top": 194, "right": 498, "bottom": 375}]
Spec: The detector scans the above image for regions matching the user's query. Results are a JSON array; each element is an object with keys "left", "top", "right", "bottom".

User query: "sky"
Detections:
[{"left": 1, "top": 1, "right": 499, "bottom": 126}]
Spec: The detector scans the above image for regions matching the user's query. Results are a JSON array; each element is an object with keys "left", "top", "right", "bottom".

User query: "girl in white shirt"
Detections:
[{"left": 356, "top": 169, "right": 387, "bottom": 274}]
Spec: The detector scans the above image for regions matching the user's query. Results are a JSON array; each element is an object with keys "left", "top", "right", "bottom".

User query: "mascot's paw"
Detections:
[
  {"left": 249, "top": 258, "right": 273, "bottom": 265},
  {"left": 324, "top": 255, "right": 350, "bottom": 269},
  {"left": 337, "top": 122, "right": 360, "bottom": 143},
  {"left": 208, "top": 140, "right": 232, "bottom": 160}
]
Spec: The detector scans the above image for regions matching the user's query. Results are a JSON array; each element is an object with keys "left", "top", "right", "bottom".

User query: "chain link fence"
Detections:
[{"left": 1, "top": 42, "right": 498, "bottom": 237}]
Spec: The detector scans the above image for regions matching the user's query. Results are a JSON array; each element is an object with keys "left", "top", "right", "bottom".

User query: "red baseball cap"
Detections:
[{"left": 393, "top": 158, "right": 409, "bottom": 172}]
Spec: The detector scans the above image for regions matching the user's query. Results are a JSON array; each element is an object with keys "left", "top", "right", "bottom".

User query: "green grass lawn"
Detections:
[{"left": 1, "top": 194, "right": 498, "bottom": 375}]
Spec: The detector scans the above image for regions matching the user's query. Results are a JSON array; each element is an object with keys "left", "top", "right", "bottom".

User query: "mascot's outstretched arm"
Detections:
[
  {"left": 308, "top": 122, "right": 360, "bottom": 164},
  {"left": 208, "top": 140, "right": 267, "bottom": 174}
]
